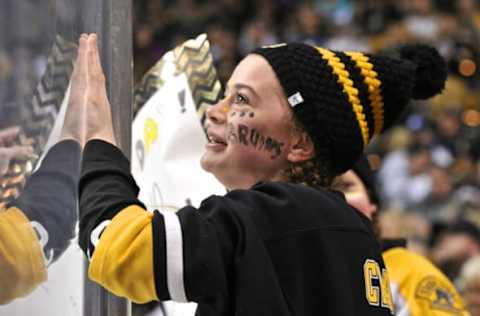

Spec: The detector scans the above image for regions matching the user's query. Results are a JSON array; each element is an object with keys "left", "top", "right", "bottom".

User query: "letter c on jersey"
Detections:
[{"left": 364, "top": 259, "right": 394, "bottom": 314}]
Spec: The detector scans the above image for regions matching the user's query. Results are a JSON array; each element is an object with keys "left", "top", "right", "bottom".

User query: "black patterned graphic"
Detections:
[
  {"left": 173, "top": 34, "right": 222, "bottom": 124},
  {"left": 0, "top": 35, "right": 76, "bottom": 207},
  {"left": 133, "top": 59, "right": 166, "bottom": 117},
  {"left": 133, "top": 34, "right": 222, "bottom": 125}
]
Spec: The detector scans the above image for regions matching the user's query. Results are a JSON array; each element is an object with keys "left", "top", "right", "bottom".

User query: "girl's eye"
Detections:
[{"left": 233, "top": 93, "right": 248, "bottom": 104}]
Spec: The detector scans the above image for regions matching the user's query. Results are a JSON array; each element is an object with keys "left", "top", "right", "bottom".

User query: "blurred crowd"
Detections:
[{"left": 134, "top": 0, "right": 480, "bottom": 312}]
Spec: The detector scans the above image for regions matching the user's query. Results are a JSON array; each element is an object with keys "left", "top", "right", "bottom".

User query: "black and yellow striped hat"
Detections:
[{"left": 253, "top": 43, "right": 447, "bottom": 174}]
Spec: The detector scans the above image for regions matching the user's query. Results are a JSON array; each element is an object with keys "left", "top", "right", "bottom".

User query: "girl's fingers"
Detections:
[
  {"left": 87, "top": 34, "right": 106, "bottom": 84},
  {"left": 0, "top": 145, "right": 35, "bottom": 160},
  {"left": 76, "top": 34, "right": 89, "bottom": 77},
  {"left": 0, "top": 126, "right": 21, "bottom": 144},
  {"left": 70, "top": 34, "right": 89, "bottom": 90}
]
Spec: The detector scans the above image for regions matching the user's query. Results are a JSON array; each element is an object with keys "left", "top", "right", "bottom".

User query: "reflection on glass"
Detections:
[
  {"left": 0, "top": 132, "right": 81, "bottom": 304},
  {"left": 0, "top": 1, "right": 84, "bottom": 314}
]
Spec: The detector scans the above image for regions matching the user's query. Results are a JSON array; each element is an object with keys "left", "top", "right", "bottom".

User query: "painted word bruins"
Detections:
[{"left": 234, "top": 124, "right": 284, "bottom": 159}]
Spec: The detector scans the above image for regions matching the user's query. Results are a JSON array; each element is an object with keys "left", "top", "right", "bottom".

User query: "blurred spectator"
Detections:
[
  {"left": 378, "top": 143, "right": 433, "bottom": 209},
  {"left": 285, "top": 2, "right": 327, "bottom": 45},
  {"left": 425, "top": 167, "right": 454, "bottom": 207},
  {"left": 324, "top": 23, "right": 370, "bottom": 51},
  {"left": 355, "top": 0, "right": 405, "bottom": 36},
  {"left": 238, "top": 19, "right": 278, "bottom": 56},
  {"left": 404, "top": 0, "right": 440, "bottom": 41},
  {"left": 460, "top": 255, "right": 480, "bottom": 316},
  {"left": 378, "top": 209, "right": 433, "bottom": 256},
  {"left": 435, "top": 109, "right": 465, "bottom": 158},
  {"left": 207, "top": 23, "right": 241, "bottom": 84},
  {"left": 430, "top": 221, "right": 480, "bottom": 280}
]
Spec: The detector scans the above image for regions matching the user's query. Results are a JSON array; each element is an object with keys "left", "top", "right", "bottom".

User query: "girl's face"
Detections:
[
  {"left": 201, "top": 54, "right": 310, "bottom": 190},
  {"left": 333, "top": 170, "right": 378, "bottom": 219}
]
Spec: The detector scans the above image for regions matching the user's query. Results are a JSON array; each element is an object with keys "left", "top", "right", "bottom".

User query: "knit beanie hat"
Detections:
[{"left": 252, "top": 43, "right": 447, "bottom": 175}]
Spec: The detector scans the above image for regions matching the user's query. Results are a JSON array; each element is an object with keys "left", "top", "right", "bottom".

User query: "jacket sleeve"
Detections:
[
  {"left": 79, "top": 140, "right": 242, "bottom": 304},
  {"left": 0, "top": 207, "right": 47, "bottom": 304},
  {"left": 8, "top": 139, "right": 82, "bottom": 265},
  {"left": 384, "top": 247, "right": 470, "bottom": 316}
]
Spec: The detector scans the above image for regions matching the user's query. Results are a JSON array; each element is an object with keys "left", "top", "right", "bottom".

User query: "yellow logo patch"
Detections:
[{"left": 415, "top": 276, "right": 462, "bottom": 314}]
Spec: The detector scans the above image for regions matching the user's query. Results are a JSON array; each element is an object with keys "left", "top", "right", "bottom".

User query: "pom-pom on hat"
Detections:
[{"left": 253, "top": 43, "right": 447, "bottom": 175}]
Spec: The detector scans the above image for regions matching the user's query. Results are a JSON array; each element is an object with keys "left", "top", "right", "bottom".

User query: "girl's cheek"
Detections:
[
  {"left": 226, "top": 122, "right": 285, "bottom": 160},
  {"left": 228, "top": 109, "right": 256, "bottom": 119}
]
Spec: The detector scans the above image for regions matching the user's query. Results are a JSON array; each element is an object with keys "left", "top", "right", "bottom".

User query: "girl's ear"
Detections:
[{"left": 286, "top": 131, "right": 315, "bottom": 163}]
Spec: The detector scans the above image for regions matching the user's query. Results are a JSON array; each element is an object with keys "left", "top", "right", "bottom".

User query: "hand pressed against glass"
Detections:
[
  {"left": 0, "top": 127, "right": 34, "bottom": 176},
  {"left": 201, "top": 54, "right": 314, "bottom": 190},
  {"left": 63, "top": 33, "right": 115, "bottom": 147}
]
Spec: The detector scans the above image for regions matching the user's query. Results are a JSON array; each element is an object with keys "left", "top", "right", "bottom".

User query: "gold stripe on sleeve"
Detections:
[
  {"left": 0, "top": 207, "right": 47, "bottom": 304},
  {"left": 89, "top": 205, "right": 159, "bottom": 304}
]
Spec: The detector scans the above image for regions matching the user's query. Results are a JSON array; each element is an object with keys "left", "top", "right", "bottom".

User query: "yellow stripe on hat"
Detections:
[
  {"left": 316, "top": 47, "right": 370, "bottom": 145},
  {"left": 345, "top": 52, "right": 384, "bottom": 136}
]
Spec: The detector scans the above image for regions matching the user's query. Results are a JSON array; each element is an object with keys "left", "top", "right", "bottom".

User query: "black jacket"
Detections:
[{"left": 79, "top": 140, "right": 393, "bottom": 315}]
